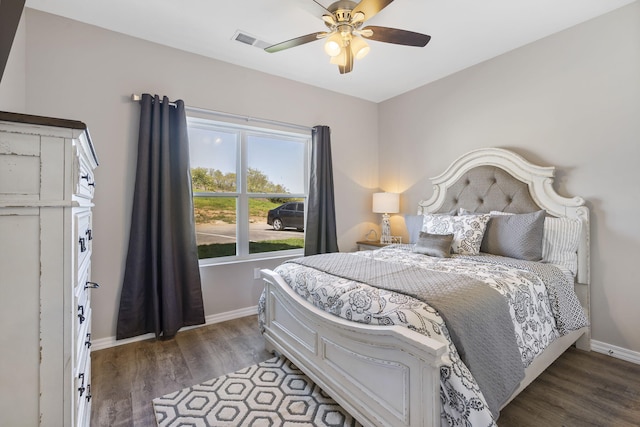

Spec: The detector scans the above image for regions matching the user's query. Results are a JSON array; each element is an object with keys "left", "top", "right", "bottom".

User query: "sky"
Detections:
[{"left": 188, "top": 125, "right": 307, "bottom": 194}]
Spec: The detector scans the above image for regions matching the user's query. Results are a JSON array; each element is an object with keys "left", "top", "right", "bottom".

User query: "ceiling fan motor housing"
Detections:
[{"left": 324, "top": 0, "right": 360, "bottom": 29}]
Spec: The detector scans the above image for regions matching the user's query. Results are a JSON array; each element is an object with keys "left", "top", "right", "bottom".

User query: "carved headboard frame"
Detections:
[{"left": 417, "top": 148, "right": 590, "bottom": 289}]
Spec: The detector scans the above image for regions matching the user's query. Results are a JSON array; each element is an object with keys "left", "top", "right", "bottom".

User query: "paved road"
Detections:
[{"left": 195, "top": 221, "right": 303, "bottom": 244}]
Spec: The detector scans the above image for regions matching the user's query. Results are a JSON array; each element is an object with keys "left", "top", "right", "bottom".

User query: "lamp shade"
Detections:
[
  {"left": 324, "top": 33, "right": 343, "bottom": 57},
  {"left": 372, "top": 192, "right": 399, "bottom": 214},
  {"left": 350, "top": 36, "right": 370, "bottom": 60}
]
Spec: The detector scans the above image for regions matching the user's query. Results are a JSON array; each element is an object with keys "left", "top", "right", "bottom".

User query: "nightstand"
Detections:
[{"left": 356, "top": 240, "right": 389, "bottom": 251}]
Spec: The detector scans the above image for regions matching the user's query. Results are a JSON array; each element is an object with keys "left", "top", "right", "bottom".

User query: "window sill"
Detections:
[{"left": 197, "top": 249, "right": 303, "bottom": 267}]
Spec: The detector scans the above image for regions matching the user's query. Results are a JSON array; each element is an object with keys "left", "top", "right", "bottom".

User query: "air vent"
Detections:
[{"left": 232, "top": 30, "right": 271, "bottom": 50}]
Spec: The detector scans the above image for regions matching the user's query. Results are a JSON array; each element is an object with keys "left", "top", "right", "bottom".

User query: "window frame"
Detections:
[{"left": 187, "top": 116, "right": 310, "bottom": 266}]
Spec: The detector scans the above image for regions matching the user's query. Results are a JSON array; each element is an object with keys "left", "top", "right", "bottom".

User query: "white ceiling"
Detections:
[{"left": 25, "top": 0, "right": 635, "bottom": 103}]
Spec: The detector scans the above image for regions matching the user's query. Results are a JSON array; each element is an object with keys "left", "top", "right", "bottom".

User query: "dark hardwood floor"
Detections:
[
  {"left": 91, "top": 315, "right": 272, "bottom": 426},
  {"left": 91, "top": 316, "right": 640, "bottom": 426}
]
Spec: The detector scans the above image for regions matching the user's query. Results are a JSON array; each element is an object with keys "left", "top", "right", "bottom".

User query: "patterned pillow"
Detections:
[
  {"left": 541, "top": 216, "right": 581, "bottom": 276},
  {"left": 413, "top": 232, "right": 454, "bottom": 257},
  {"left": 422, "top": 213, "right": 490, "bottom": 255}
]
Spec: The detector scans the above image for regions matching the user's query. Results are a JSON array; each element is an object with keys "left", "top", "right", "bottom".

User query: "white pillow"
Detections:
[
  {"left": 490, "top": 211, "right": 581, "bottom": 276},
  {"left": 541, "top": 216, "right": 581, "bottom": 276},
  {"left": 422, "top": 213, "right": 490, "bottom": 255}
]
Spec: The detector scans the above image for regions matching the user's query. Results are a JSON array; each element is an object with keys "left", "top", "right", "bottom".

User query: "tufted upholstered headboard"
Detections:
[
  {"left": 428, "top": 165, "right": 541, "bottom": 214},
  {"left": 417, "top": 148, "right": 587, "bottom": 217},
  {"left": 417, "top": 148, "right": 590, "bottom": 347}
]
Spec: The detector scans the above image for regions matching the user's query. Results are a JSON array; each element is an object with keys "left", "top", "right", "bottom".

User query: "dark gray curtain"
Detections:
[
  {"left": 116, "top": 94, "right": 205, "bottom": 340},
  {"left": 304, "top": 125, "right": 339, "bottom": 256}
]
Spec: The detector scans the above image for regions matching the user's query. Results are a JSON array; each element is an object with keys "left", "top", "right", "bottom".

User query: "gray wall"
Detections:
[
  {"left": 379, "top": 3, "right": 640, "bottom": 353},
  {"left": 0, "top": 13, "right": 25, "bottom": 112},
  {"left": 1, "top": 9, "right": 380, "bottom": 343}
]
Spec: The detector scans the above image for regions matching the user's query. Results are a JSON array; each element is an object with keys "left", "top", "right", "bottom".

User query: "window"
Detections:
[{"left": 187, "top": 117, "right": 309, "bottom": 262}]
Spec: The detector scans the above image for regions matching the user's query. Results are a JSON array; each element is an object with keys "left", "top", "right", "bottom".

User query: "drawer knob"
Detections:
[
  {"left": 79, "top": 237, "right": 86, "bottom": 253},
  {"left": 88, "top": 181, "right": 96, "bottom": 188},
  {"left": 78, "top": 373, "right": 85, "bottom": 396},
  {"left": 86, "top": 229, "right": 93, "bottom": 241},
  {"left": 85, "top": 281, "right": 100, "bottom": 289},
  {"left": 85, "top": 333, "right": 92, "bottom": 348},
  {"left": 77, "top": 305, "right": 85, "bottom": 324},
  {"left": 86, "top": 385, "right": 92, "bottom": 402},
  {"left": 81, "top": 174, "right": 90, "bottom": 181}
]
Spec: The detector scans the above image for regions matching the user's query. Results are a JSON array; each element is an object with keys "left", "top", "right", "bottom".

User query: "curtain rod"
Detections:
[{"left": 130, "top": 94, "right": 313, "bottom": 133}]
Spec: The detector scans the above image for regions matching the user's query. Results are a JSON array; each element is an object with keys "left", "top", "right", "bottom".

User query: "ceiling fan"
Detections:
[{"left": 265, "top": 0, "right": 431, "bottom": 74}]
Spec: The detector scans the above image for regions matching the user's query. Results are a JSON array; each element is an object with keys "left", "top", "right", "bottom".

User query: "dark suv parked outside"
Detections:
[{"left": 267, "top": 202, "right": 304, "bottom": 231}]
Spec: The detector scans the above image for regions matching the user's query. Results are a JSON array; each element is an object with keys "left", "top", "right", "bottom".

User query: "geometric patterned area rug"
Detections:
[{"left": 152, "top": 356, "right": 363, "bottom": 426}]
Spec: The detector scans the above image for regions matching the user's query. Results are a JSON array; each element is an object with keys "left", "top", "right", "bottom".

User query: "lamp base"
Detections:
[{"left": 380, "top": 213, "right": 392, "bottom": 244}]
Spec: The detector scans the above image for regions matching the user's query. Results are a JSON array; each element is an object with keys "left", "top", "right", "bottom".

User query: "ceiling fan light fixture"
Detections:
[
  {"left": 329, "top": 48, "right": 347, "bottom": 67},
  {"left": 350, "top": 36, "right": 369, "bottom": 60},
  {"left": 324, "top": 32, "right": 343, "bottom": 57}
]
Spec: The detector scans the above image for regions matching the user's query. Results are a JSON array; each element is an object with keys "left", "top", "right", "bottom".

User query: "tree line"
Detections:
[{"left": 191, "top": 167, "right": 291, "bottom": 203}]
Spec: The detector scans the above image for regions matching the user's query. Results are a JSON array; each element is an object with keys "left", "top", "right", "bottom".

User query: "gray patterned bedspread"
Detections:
[
  {"left": 260, "top": 245, "right": 588, "bottom": 427},
  {"left": 290, "top": 253, "right": 523, "bottom": 417}
]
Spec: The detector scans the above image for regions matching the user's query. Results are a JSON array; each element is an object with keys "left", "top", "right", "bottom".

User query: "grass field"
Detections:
[
  {"left": 197, "top": 238, "right": 304, "bottom": 258},
  {"left": 193, "top": 197, "right": 303, "bottom": 223}
]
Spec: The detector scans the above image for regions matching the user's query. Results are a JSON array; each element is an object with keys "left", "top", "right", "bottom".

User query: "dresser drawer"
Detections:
[
  {"left": 74, "top": 210, "right": 93, "bottom": 271},
  {"left": 75, "top": 284, "right": 91, "bottom": 364},
  {"left": 73, "top": 142, "right": 96, "bottom": 200},
  {"left": 75, "top": 353, "right": 92, "bottom": 427}
]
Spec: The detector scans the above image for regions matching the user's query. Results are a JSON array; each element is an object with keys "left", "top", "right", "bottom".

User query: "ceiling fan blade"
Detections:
[
  {"left": 362, "top": 26, "right": 431, "bottom": 47},
  {"left": 352, "top": 0, "right": 394, "bottom": 21},
  {"left": 311, "top": 0, "right": 332, "bottom": 14},
  {"left": 265, "top": 32, "right": 325, "bottom": 53}
]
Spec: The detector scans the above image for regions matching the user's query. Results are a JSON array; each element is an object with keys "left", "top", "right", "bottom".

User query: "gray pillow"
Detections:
[
  {"left": 413, "top": 232, "right": 454, "bottom": 258},
  {"left": 404, "top": 214, "right": 424, "bottom": 244},
  {"left": 480, "top": 210, "right": 545, "bottom": 261}
]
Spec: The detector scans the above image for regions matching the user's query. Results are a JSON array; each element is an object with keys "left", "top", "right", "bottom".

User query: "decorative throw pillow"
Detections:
[
  {"left": 491, "top": 211, "right": 581, "bottom": 276},
  {"left": 413, "top": 232, "right": 454, "bottom": 257},
  {"left": 480, "top": 210, "right": 545, "bottom": 261},
  {"left": 422, "top": 213, "right": 490, "bottom": 255},
  {"left": 404, "top": 214, "right": 424, "bottom": 244},
  {"left": 541, "top": 216, "right": 581, "bottom": 276}
]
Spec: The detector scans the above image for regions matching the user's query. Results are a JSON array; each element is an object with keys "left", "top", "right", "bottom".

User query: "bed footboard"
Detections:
[{"left": 261, "top": 269, "right": 447, "bottom": 427}]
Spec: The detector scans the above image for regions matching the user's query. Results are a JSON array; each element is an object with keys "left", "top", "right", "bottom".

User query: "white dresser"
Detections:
[{"left": 0, "top": 112, "right": 98, "bottom": 426}]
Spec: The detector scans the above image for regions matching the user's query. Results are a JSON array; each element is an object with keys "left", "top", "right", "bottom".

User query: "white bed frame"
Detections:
[{"left": 261, "top": 148, "right": 590, "bottom": 427}]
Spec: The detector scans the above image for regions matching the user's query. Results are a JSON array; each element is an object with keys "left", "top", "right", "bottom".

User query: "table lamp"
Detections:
[{"left": 372, "top": 192, "right": 399, "bottom": 244}]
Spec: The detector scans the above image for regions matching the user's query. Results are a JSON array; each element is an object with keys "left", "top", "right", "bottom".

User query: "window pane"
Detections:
[
  {"left": 247, "top": 135, "right": 305, "bottom": 194},
  {"left": 189, "top": 126, "right": 238, "bottom": 192},
  {"left": 249, "top": 197, "right": 304, "bottom": 254},
  {"left": 193, "top": 197, "right": 237, "bottom": 258}
]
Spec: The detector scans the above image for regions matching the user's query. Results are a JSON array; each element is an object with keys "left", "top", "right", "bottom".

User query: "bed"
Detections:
[{"left": 259, "top": 147, "right": 590, "bottom": 427}]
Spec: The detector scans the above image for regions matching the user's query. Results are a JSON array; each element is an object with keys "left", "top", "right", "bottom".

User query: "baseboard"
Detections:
[
  {"left": 91, "top": 305, "right": 259, "bottom": 351},
  {"left": 591, "top": 340, "right": 640, "bottom": 365}
]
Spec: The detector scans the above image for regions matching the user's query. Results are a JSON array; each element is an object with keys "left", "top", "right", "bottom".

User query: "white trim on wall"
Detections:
[
  {"left": 91, "top": 305, "right": 259, "bottom": 351},
  {"left": 591, "top": 340, "right": 640, "bottom": 365}
]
